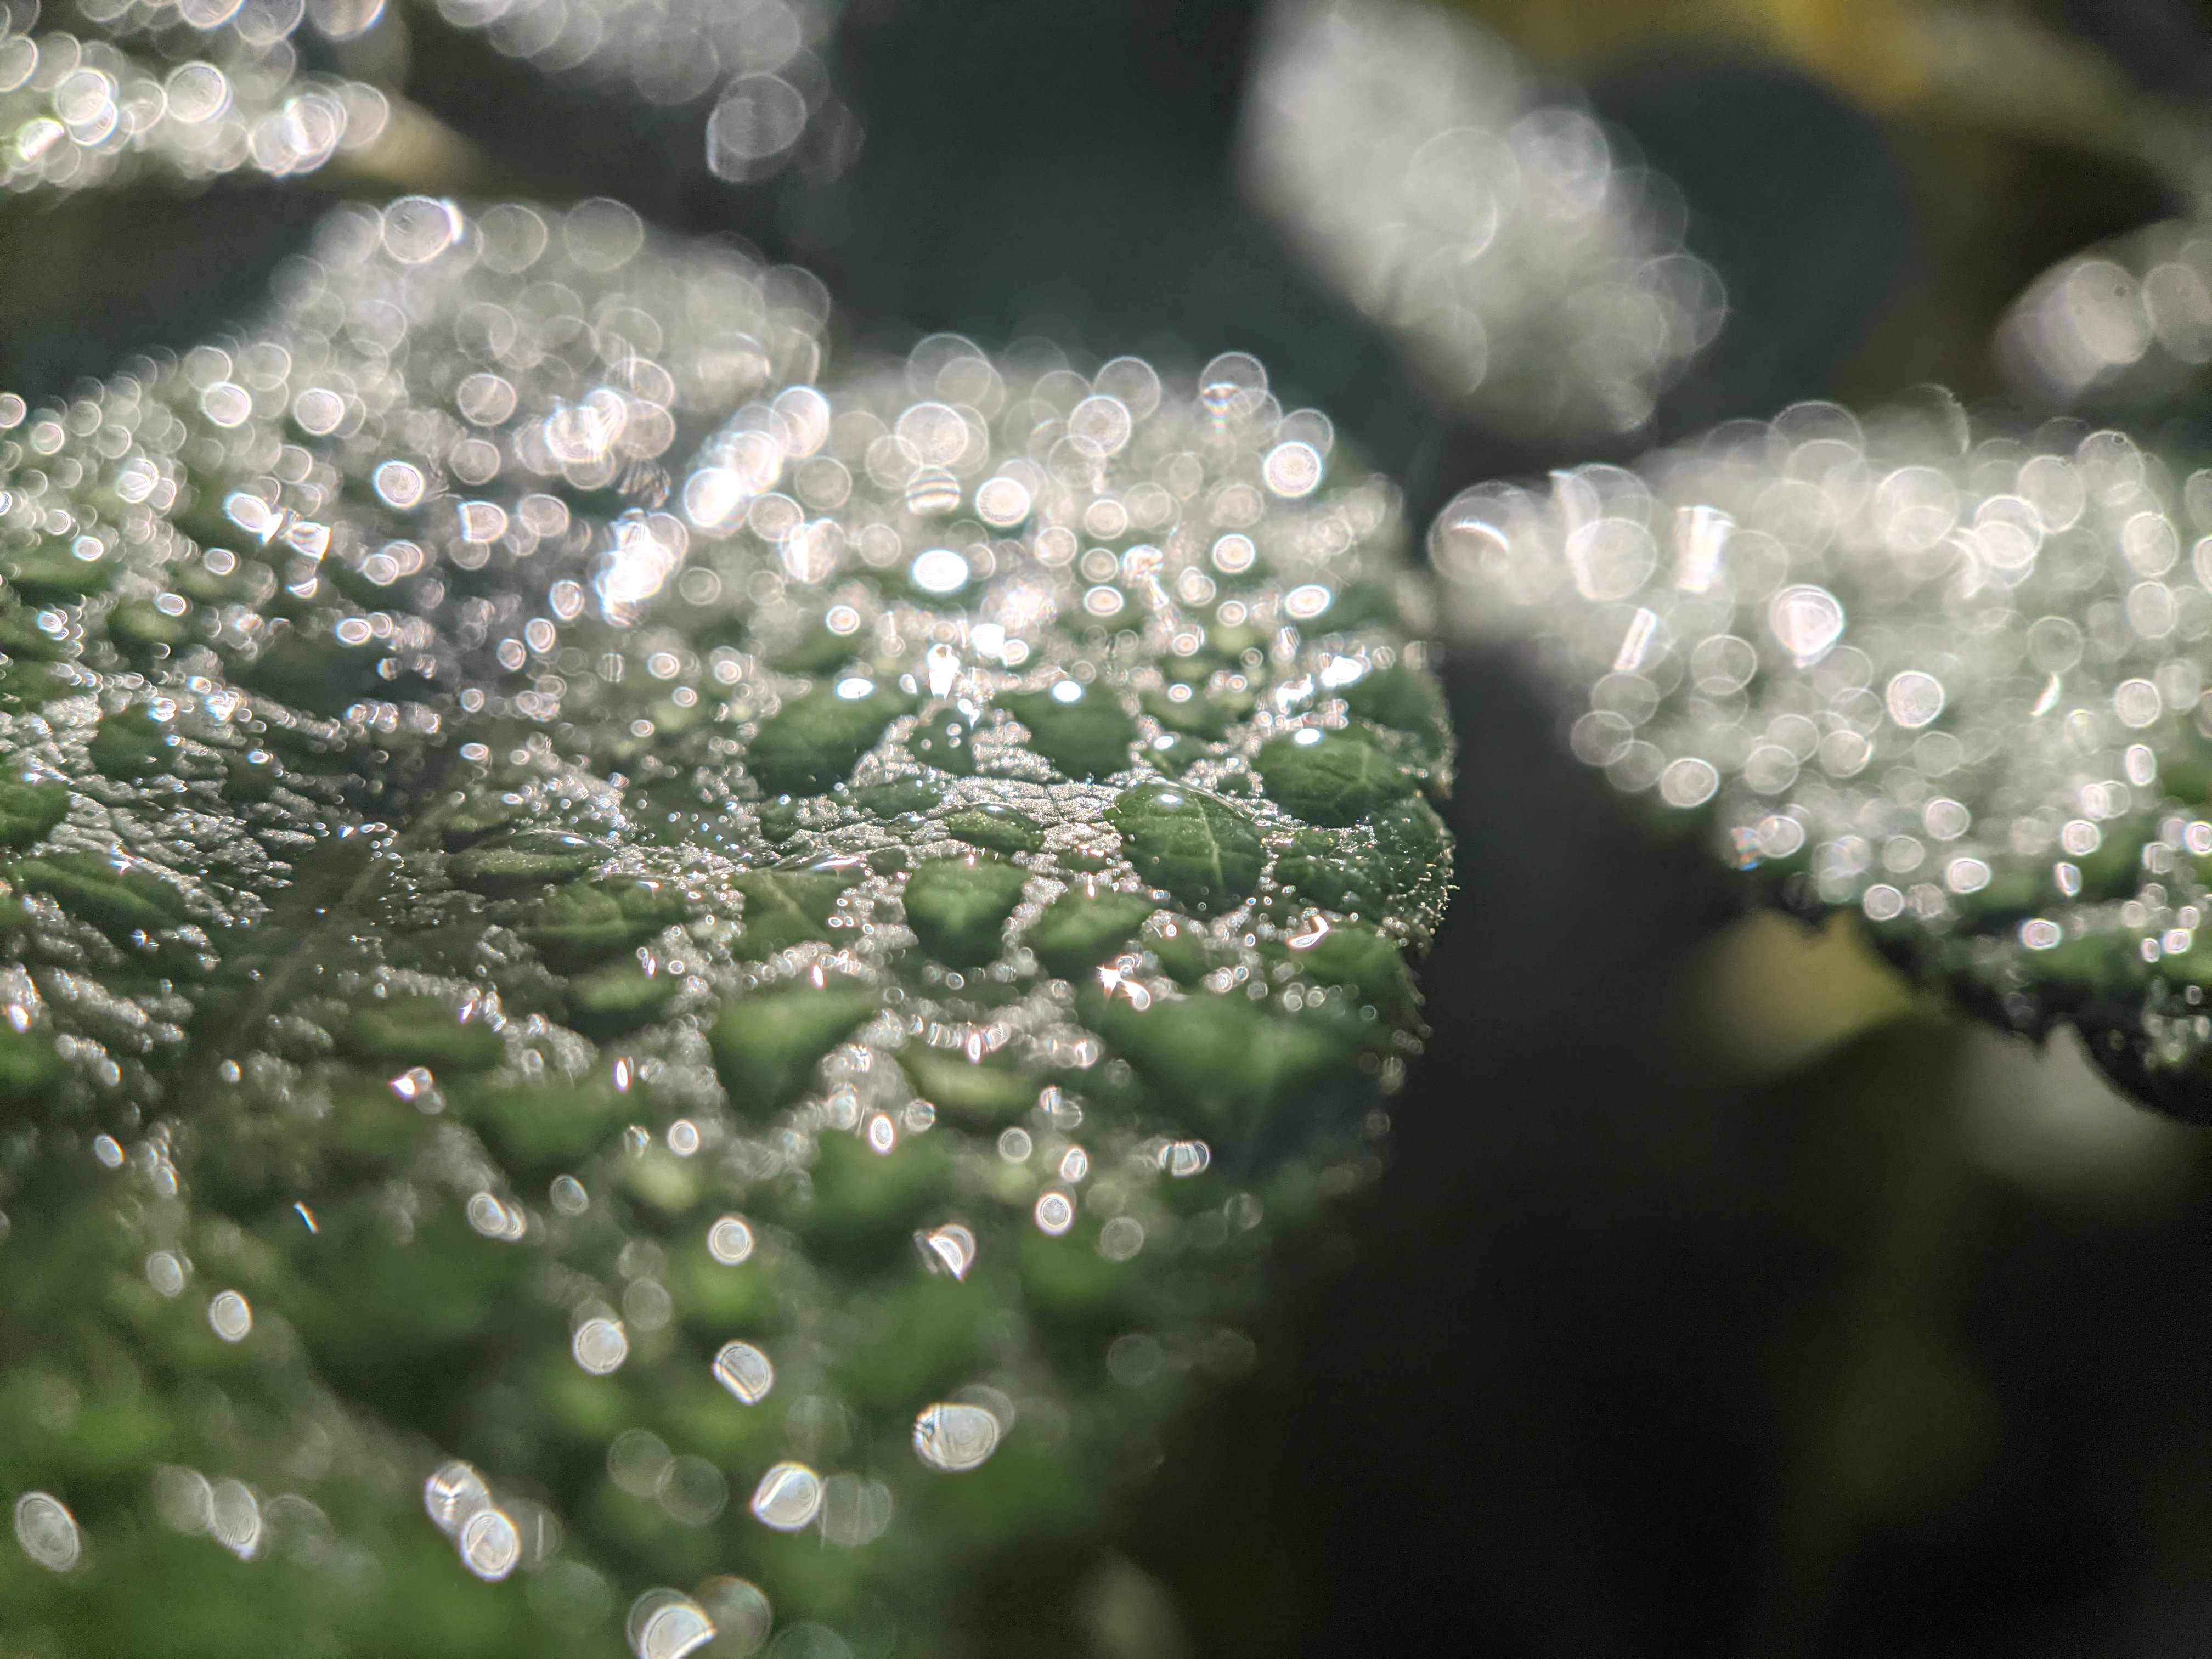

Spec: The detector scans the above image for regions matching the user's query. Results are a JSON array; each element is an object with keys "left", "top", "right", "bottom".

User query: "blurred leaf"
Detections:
[{"left": 1438, "top": 397, "right": 2212, "bottom": 1119}]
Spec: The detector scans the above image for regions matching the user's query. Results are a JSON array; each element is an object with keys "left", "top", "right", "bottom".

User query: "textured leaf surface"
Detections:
[
  {"left": 1436, "top": 397, "right": 2212, "bottom": 1116},
  {"left": 0, "top": 200, "right": 1451, "bottom": 1656}
]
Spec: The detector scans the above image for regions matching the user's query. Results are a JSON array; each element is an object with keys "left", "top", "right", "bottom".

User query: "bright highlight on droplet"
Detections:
[
  {"left": 629, "top": 1589, "right": 719, "bottom": 1659},
  {"left": 748, "top": 1462, "right": 825, "bottom": 1531},
  {"left": 1768, "top": 584, "right": 1844, "bottom": 665},
  {"left": 1886, "top": 671, "right": 1946, "bottom": 729},
  {"left": 706, "top": 1214, "right": 755, "bottom": 1265},
  {"left": 1263, "top": 440, "right": 1323, "bottom": 498},
  {"left": 207, "top": 1289, "right": 252, "bottom": 1342},
  {"left": 975, "top": 476, "right": 1032, "bottom": 527},
  {"left": 572, "top": 1317, "right": 629, "bottom": 1375},
  {"left": 459, "top": 1507, "right": 522, "bottom": 1580},
  {"left": 373, "top": 460, "right": 426, "bottom": 510},
  {"left": 910, "top": 548, "right": 970, "bottom": 595},
  {"left": 13, "top": 1492, "right": 81, "bottom": 1573},
  {"left": 916, "top": 1222, "right": 977, "bottom": 1279},
  {"left": 913, "top": 1403, "right": 1001, "bottom": 1472},
  {"left": 1034, "top": 1191, "right": 1076, "bottom": 1235},
  {"left": 713, "top": 1341, "right": 775, "bottom": 1405}
]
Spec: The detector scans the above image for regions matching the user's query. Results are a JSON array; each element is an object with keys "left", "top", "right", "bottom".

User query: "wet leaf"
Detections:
[
  {"left": 1255, "top": 726, "right": 1418, "bottom": 825},
  {"left": 0, "top": 219, "right": 1450, "bottom": 1659},
  {"left": 1437, "top": 399, "right": 2212, "bottom": 1116},
  {"left": 999, "top": 685, "right": 1139, "bottom": 780},
  {"left": 901, "top": 856, "right": 1030, "bottom": 967},
  {"left": 1107, "top": 783, "right": 1266, "bottom": 912},
  {"left": 749, "top": 681, "right": 915, "bottom": 797}
]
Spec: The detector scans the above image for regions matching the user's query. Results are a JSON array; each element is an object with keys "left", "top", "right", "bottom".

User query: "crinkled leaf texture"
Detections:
[
  {"left": 0, "top": 196, "right": 1451, "bottom": 1657},
  {"left": 1436, "top": 396, "right": 2212, "bottom": 1119}
]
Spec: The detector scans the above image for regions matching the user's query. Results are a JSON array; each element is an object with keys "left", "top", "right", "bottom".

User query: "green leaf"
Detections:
[
  {"left": 998, "top": 684, "right": 1139, "bottom": 780},
  {"left": 901, "top": 856, "right": 1030, "bottom": 967},
  {"left": 896, "top": 1047, "right": 1041, "bottom": 1121},
  {"left": 9, "top": 852, "right": 188, "bottom": 938},
  {"left": 1255, "top": 726, "right": 1418, "bottom": 825},
  {"left": 336, "top": 995, "right": 508, "bottom": 1074},
  {"left": 709, "top": 985, "right": 882, "bottom": 1112},
  {"left": 1106, "top": 783, "right": 1266, "bottom": 913},
  {"left": 517, "top": 878, "right": 691, "bottom": 973},
  {"left": 0, "top": 776, "right": 66, "bottom": 850},
  {"left": 0, "top": 212, "right": 1451, "bottom": 1659},
  {"left": 1438, "top": 403, "right": 2212, "bottom": 1116},
  {"left": 1025, "top": 886, "right": 1161, "bottom": 978},
  {"left": 749, "top": 681, "right": 915, "bottom": 797},
  {"left": 907, "top": 709, "right": 980, "bottom": 775},
  {"left": 940, "top": 803, "right": 1045, "bottom": 855},
  {"left": 731, "top": 867, "right": 863, "bottom": 959}
]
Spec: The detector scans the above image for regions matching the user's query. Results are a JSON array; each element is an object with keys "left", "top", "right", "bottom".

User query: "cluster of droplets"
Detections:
[
  {"left": 0, "top": 198, "right": 1450, "bottom": 1653},
  {"left": 1436, "top": 396, "right": 2212, "bottom": 1107},
  {"left": 1240, "top": 0, "right": 1725, "bottom": 442},
  {"left": 430, "top": 0, "right": 846, "bottom": 183},
  {"left": 1999, "top": 216, "right": 2212, "bottom": 417},
  {"left": 0, "top": 0, "right": 392, "bottom": 190}
]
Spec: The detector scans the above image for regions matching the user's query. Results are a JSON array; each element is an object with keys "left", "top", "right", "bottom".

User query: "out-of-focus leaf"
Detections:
[
  {"left": 1240, "top": 0, "right": 1726, "bottom": 445},
  {"left": 1435, "top": 395, "right": 2212, "bottom": 1118}
]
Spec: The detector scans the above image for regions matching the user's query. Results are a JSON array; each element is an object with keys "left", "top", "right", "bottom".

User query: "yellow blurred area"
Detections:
[
  {"left": 1454, "top": 0, "right": 1932, "bottom": 109},
  {"left": 1695, "top": 910, "right": 1919, "bottom": 1077}
]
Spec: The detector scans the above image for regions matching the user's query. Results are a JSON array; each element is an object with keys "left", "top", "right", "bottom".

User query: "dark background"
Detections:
[{"left": 10, "top": 2, "right": 2212, "bottom": 1652}]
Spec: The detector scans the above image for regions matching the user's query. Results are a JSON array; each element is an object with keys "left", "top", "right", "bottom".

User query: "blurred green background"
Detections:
[{"left": 12, "top": 1, "right": 2212, "bottom": 1652}]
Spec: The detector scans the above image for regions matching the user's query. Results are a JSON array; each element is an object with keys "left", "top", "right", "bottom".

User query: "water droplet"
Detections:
[
  {"left": 975, "top": 476, "right": 1032, "bottom": 527},
  {"left": 207, "top": 1289, "right": 252, "bottom": 1342},
  {"left": 1657, "top": 757, "right": 1718, "bottom": 810},
  {"left": 748, "top": 1461, "right": 824, "bottom": 1531},
  {"left": 1768, "top": 584, "right": 1844, "bottom": 665},
  {"left": 466, "top": 1190, "right": 527, "bottom": 1240},
  {"left": 707, "top": 1214, "right": 755, "bottom": 1265},
  {"left": 629, "top": 1590, "right": 718, "bottom": 1659},
  {"left": 819, "top": 1473, "right": 893, "bottom": 1548},
  {"left": 572, "top": 1317, "right": 629, "bottom": 1375},
  {"left": 910, "top": 549, "right": 969, "bottom": 595},
  {"left": 1158, "top": 1139, "right": 1211, "bottom": 1177},
  {"left": 382, "top": 195, "right": 464, "bottom": 264},
  {"left": 658, "top": 1455, "right": 729, "bottom": 1526},
  {"left": 696, "top": 1577, "right": 773, "bottom": 1655},
  {"left": 1885, "top": 671, "right": 1946, "bottom": 729},
  {"left": 13, "top": 1492, "right": 80, "bottom": 1572},
  {"left": 1263, "top": 441, "right": 1324, "bottom": 499},
  {"left": 713, "top": 1341, "right": 775, "bottom": 1404},
  {"left": 707, "top": 76, "right": 809, "bottom": 181},
  {"left": 1033, "top": 1190, "right": 1075, "bottom": 1235},
  {"left": 916, "top": 1223, "right": 977, "bottom": 1279},
  {"left": 425, "top": 1461, "right": 491, "bottom": 1536},
  {"left": 912, "top": 1402, "right": 1002, "bottom": 1471},
  {"left": 458, "top": 1506, "right": 520, "bottom": 1579},
  {"left": 208, "top": 1477, "right": 262, "bottom": 1559},
  {"left": 1097, "top": 1216, "right": 1146, "bottom": 1262}
]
